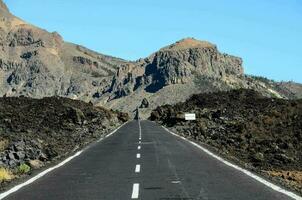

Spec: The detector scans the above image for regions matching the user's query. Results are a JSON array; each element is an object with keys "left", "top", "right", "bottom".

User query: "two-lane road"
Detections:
[{"left": 3, "top": 120, "right": 297, "bottom": 200}]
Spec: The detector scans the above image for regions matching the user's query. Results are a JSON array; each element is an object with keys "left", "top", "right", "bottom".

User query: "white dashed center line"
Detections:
[
  {"left": 135, "top": 164, "right": 141, "bottom": 173},
  {"left": 131, "top": 183, "right": 140, "bottom": 199},
  {"left": 171, "top": 180, "right": 181, "bottom": 184},
  {"left": 131, "top": 120, "right": 142, "bottom": 199}
]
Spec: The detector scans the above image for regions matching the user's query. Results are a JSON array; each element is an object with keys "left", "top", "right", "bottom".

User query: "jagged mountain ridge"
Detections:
[
  {"left": 108, "top": 38, "right": 244, "bottom": 96},
  {"left": 103, "top": 38, "right": 302, "bottom": 117},
  {"left": 0, "top": 0, "right": 301, "bottom": 118},
  {"left": 0, "top": 0, "right": 128, "bottom": 101}
]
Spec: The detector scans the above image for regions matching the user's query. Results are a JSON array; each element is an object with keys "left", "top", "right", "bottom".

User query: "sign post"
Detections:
[{"left": 185, "top": 113, "right": 196, "bottom": 121}]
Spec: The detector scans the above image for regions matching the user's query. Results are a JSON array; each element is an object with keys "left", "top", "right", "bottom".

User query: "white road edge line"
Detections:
[
  {"left": 0, "top": 122, "right": 128, "bottom": 200},
  {"left": 138, "top": 146, "right": 141, "bottom": 150},
  {"left": 162, "top": 126, "right": 302, "bottom": 200},
  {"left": 135, "top": 164, "right": 141, "bottom": 173},
  {"left": 136, "top": 153, "right": 141, "bottom": 159},
  {"left": 131, "top": 183, "right": 140, "bottom": 199}
]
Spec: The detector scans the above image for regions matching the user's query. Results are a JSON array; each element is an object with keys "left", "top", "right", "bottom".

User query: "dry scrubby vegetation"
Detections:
[
  {"left": 150, "top": 89, "right": 302, "bottom": 195},
  {"left": 0, "top": 96, "right": 128, "bottom": 189},
  {"left": 0, "top": 168, "right": 13, "bottom": 182},
  {"left": 0, "top": 164, "right": 30, "bottom": 183}
]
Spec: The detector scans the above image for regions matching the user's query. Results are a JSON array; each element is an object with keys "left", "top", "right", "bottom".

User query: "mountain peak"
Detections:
[
  {"left": 161, "top": 38, "right": 216, "bottom": 51},
  {"left": 0, "top": 0, "right": 9, "bottom": 12}
]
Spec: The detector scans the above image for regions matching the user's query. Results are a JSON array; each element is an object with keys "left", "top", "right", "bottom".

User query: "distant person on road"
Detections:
[{"left": 134, "top": 107, "right": 140, "bottom": 120}]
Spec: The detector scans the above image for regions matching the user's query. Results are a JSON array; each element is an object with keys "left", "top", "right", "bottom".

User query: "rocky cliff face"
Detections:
[
  {"left": 105, "top": 38, "right": 245, "bottom": 100},
  {"left": 103, "top": 38, "right": 291, "bottom": 117},
  {"left": 142, "top": 38, "right": 243, "bottom": 92},
  {"left": 0, "top": 0, "right": 301, "bottom": 118},
  {"left": 0, "top": 0, "right": 127, "bottom": 101}
]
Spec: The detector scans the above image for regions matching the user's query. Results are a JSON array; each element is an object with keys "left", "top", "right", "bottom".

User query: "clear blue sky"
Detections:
[{"left": 4, "top": 0, "right": 302, "bottom": 83}]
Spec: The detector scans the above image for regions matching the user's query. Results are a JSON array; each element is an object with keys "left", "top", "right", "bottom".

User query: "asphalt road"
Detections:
[{"left": 3, "top": 120, "right": 295, "bottom": 200}]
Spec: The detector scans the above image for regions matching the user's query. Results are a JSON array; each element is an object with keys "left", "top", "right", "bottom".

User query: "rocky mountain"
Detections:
[
  {"left": 103, "top": 38, "right": 301, "bottom": 118},
  {"left": 0, "top": 0, "right": 128, "bottom": 100},
  {"left": 0, "top": 0, "right": 301, "bottom": 118},
  {"left": 275, "top": 81, "right": 302, "bottom": 99}
]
